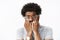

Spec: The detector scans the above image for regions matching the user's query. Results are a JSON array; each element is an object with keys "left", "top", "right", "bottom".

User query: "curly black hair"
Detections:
[{"left": 21, "top": 3, "right": 42, "bottom": 17}]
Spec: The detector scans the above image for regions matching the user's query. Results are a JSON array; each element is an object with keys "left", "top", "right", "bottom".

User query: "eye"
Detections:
[
  {"left": 25, "top": 16, "right": 30, "bottom": 19},
  {"left": 33, "top": 15, "right": 37, "bottom": 18}
]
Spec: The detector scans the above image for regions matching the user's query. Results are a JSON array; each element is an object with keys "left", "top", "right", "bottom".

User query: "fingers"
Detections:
[
  {"left": 25, "top": 19, "right": 32, "bottom": 26},
  {"left": 34, "top": 15, "right": 39, "bottom": 22},
  {"left": 24, "top": 15, "right": 39, "bottom": 30},
  {"left": 32, "top": 20, "right": 39, "bottom": 28}
]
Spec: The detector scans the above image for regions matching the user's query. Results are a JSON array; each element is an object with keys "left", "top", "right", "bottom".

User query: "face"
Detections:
[{"left": 25, "top": 11, "right": 39, "bottom": 22}]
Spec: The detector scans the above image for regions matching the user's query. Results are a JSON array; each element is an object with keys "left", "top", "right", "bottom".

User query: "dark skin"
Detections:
[
  {"left": 17, "top": 11, "right": 51, "bottom": 40},
  {"left": 24, "top": 11, "right": 42, "bottom": 40}
]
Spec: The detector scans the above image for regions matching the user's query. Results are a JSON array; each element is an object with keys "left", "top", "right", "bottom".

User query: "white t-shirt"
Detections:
[{"left": 17, "top": 25, "right": 53, "bottom": 40}]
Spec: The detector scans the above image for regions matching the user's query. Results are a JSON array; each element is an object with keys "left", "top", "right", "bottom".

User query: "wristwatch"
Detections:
[{"left": 26, "top": 36, "right": 30, "bottom": 40}]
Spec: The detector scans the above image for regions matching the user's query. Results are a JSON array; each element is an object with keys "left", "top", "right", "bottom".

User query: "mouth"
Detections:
[{"left": 29, "top": 21, "right": 33, "bottom": 22}]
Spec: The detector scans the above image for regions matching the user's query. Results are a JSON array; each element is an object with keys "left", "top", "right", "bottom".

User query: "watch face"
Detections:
[{"left": 27, "top": 36, "right": 30, "bottom": 40}]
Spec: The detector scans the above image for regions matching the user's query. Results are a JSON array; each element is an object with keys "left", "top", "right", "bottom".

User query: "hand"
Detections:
[
  {"left": 24, "top": 19, "right": 32, "bottom": 36},
  {"left": 32, "top": 21, "right": 39, "bottom": 34},
  {"left": 32, "top": 16, "right": 41, "bottom": 40},
  {"left": 32, "top": 15, "right": 39, "bottom": 34}
]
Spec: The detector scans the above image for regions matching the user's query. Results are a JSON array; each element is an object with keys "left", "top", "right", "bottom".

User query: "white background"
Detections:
[{"left": 0, "top": 0, "right": 60, "bottom": 40}]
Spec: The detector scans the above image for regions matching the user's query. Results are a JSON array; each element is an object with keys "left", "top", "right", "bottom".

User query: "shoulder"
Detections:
[
  {"left": 39, "top": 25, "right": 53, "bottom": 39},
  {"left": 17, "top": 28, "right": 26, "bottom": 40},
  {"left": 39, "top": 25, "right": 52, "bottom": 32},
  {"left": 39, "top": 25, "right": 53, "bottom": 35},
  {"left": 17, "top": 28, "right": 24, "bottom": 31},
  {"left": 17, "top": 28, "right": 24, "bottom": 34}
]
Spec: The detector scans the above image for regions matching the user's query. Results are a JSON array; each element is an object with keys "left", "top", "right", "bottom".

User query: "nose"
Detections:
[{"left": 29, "top": 17, "right": 33, "bottom": 22}]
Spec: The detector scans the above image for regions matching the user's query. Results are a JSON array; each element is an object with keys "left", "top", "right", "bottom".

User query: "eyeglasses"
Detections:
[{"left": 24, "top": 15, "right": 39, "bottom": 20}]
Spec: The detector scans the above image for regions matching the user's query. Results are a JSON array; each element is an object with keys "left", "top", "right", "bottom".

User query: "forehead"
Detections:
[{"left": 25, "top": 11, "right": 36, "bottom": 16}]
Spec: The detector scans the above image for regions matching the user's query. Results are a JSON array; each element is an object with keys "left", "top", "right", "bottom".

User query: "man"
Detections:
[{"left": 17, "top": 3, "right": 53, "bottom": 40}]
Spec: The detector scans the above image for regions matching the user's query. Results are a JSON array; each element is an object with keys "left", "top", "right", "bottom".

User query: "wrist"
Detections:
[
  {"left": 27, "top": 31, "right": 32, "bottom": 36},
  {"left": 26, "top": 33, "right": 32, "bottom": 40},
  {"left": 33, "top": 31, "right": 39, "bottom": 35}
]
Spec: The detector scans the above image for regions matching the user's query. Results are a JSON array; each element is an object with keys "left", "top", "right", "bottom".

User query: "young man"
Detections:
[{"left": 17, "top": 3, "right": 53, "bottom": 40}]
